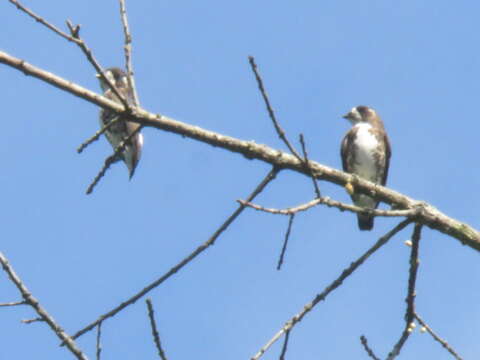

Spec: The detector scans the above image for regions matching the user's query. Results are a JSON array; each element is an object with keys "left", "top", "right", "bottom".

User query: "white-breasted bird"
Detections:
[{"left": 341, "top": 105, "right": 391, "bottom": 230}]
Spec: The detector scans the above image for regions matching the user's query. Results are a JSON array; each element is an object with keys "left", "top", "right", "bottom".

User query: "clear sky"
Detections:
[{"left": 1, "top": 1, "right": 479, "bottom": 359}]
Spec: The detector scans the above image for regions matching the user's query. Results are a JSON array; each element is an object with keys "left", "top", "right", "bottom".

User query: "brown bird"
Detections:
[
  {"left": 97, "top": 67, "right": 143, "bottom": 179},
  {"left": 341, "top": 105, "right": 391, "bottom": 230}
]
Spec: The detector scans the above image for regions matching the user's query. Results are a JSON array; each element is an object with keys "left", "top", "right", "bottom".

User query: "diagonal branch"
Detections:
[
  {"left": 8, "top": 0, "right": 130, "bottom": 110},
  {"left": 69, "top": 168, "right": 279, "bottom": 341},
  {"left": 414, "top": 313, "right": 463, "bottom": 360},
  {"left": 248, "top": 56, "right": 301, "bottom": 159},
  {"left": 1, "top": 50, "right": 480, "bottom": 253},
  {"left": 0, "top": 252, "right": 88, "bottom": 360},
  {"left": 85, "top": 125, "right": 143, "bottom": 194},
  {"left": 277, "top": 214, "right": 295, "bottom": 270},
  {"left": 251, "top": 218, "right": 413, "bottom": 360},
  {"left": 299, "top": 134, "right": 321, "bottom": 198}
]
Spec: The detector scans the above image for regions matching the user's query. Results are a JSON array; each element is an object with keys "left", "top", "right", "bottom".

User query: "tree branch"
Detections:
[
  {"left": 1, "top": 50, "right": 479, "bottom": 253},
  {"left": 0, "top": 252, "right": 88, "bottom": 360}
]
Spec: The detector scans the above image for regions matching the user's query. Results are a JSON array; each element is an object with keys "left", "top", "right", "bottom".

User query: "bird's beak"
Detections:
[{"left": 342, "top": 113, "right": 351, "bottom": 120}]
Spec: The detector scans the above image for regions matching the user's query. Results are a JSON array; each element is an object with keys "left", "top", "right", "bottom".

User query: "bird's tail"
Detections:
[{"left": 357, "top": 214, "right": 374, "bottom": 231}]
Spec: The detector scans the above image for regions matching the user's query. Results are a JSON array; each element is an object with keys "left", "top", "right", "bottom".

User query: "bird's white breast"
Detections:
[{"left": 352, "top": 123, "right": 379, "bottom": 181}]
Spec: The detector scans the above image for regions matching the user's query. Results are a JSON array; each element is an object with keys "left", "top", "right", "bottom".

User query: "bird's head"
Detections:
[
  {"left": 96, "top": 67, "right": 128, "bottom": 93},
  {"left": 342, "top": 105, "right": 377, "bottom": 125}
]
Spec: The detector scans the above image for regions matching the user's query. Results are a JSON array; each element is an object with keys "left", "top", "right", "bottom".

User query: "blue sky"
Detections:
[{"left": 1, "top": 1, "right": 479, "bottom": 359}]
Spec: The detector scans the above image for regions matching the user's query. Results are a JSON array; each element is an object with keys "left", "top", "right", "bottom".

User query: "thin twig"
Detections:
[
  {"left": 251, "top": 218, "right": 413, "bottom": 360},
  {"left": 279, "top": 330, "right": 290, "bottom": 360},
  {"left": 96, "top": 322, "right": 102, "bottom": 360},
  {"left": 8, "top": 0, "right": 77, "bottom": 42},
  {"left": 277, "top": 214, "right": 295, "bottom": 270},
  {"left": 0, "top": 300, "right": 26, "bottom": 307},
  {"left": 86, "top": 125, "right": 143, "bottom": 194},
  {"left": 0, "top": 252, "right": 88, "bottom": 360},
  {"left": 248, "top": 56, "right": 301, "bottom": 159},
  {"left": 70, "top": 168, "right": 279, "bottom": 342},
  {"left": 77, "top": 117, "right": 121, "bottom": 153},
  {"left": 118, "top": 0, "right": 140, "bottom": 106},
  {"left": 386, "top": 223, "right": 422, "bottom": 360},
  {"left": 414, "top": 313, "right": 463, "bottom": 360},
  {"left": 146, "top": 299, "right": 168, "bottom": 360},
  {"left": 239, "top": 197, "right": 418, "bottom": 218},
  {"left": 299, "top": 134, "right": 321, "bottom": 198},
  {"left": 8, "top": 0, "right": 129, "bottom": 110},
  {"left": 22, "top": 317, "right": 44, "bottom": 324},
  {"left": 360, "top": 335, "right": 381, "bottom": 360}
]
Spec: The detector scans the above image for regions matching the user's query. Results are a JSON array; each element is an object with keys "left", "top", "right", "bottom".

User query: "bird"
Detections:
[
  {"left": 96, "top": 67, "right": 143, "bottom": 179},
  {"left": 340, "top": 105, "right": 391, "bottom": 230}
]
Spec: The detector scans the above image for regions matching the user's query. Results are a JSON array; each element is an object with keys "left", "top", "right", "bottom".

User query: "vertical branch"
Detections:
[
  {"left": 146, "top": 299, "right": 168, "bottom": 360},
  {"left": 118, "top": 0, "right": 140, "bottom": 106},
  {"left": 96, "top": 322, "right": 102, "bottom": 360},
  {"left": 386, "top": 223, "right": 422, "bottom": 360},
  {"left": 278, "top": 330, "right": 291, "bottom": 360}
]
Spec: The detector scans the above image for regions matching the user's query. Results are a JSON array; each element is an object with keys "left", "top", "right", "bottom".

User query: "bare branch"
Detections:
[
  {"left": 0, "top": 300, "right": 26, "bottom": 307},
  {"left": 69, "top": 168, "right": 278, "bottom": 341},
  {"left": 251, "top": 218, "right": 413, "bottom": 360},
  {"left": 414, "top": 313, "right": 463, "bottom": 360},
  {"left": 96, "top": 322, "right": 102, "bottom": 360},
  {"left": 248, "top": 56, "right": 301, "bottom": 159},
  {"left": 118, "top": 0, "right": 140, "bottom": 106},
  {"left": 8, "top": 0, "right": 78, "bottom": 42},
  {"left": 360, "top": 335, "right": 381, "bottom": 360},
  {"left": 8, "top": 0, "right": 129, "bottom": 110},
  {"left": 239, "top": 197, "right": 419, "bottom": 218},
  {"left": 77, "top": 117, "right": 121, "bottom": 154},
  {"left": 1, "top": 50, "right": 480, "bottom": 253},
  {"left": 22, "top": 317, "right": 44, "bottom": 324},
  {"left": 279, "top": 330, "right": 291, "bottom": 360},
  {"left": 146, "top": 299, "right": 168, "bottom": 360},
  {"left": 277, "top": 214, "right": 295, "bottom": 270},
  {"left": 386, "top": 223, "right": 422, "bottom": 360},
  {"left": 85, "top": 125, "right": 143, "bottom": 194},
  {"left": 299, "top": 134, "right": 321, "bottom": 198},
  {"left": 0, "top": 252, "right": 88, "bottom": 360}
]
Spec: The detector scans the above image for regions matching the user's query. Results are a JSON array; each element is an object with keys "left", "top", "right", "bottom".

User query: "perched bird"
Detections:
[
  {"left": 97, "top": 67, "right": 143, "bottom": 178},
  {"left": 340, "top": 105, "right": 391, "bottom": 230}
]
